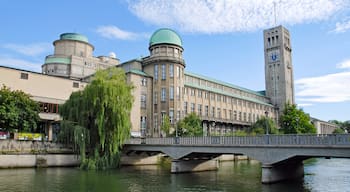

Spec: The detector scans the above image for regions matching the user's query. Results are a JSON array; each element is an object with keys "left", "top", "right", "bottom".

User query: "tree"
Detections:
[
  {"left": 176, "top": 113, "right": 203, "bottom": 136},
  {"left": 333, "top": 128, "right": 345, "bottom": 134},
  {"left": 58, "top": 68, "right": 134, "bottom": 169},
  {"left": 0, "top": 85, "right": 40, "bottom": 132},
  {"left": 250, "top": 117, "right": 278, "bottom": 135},
  {"left": 279, "top": 104, "right": 316, "bottom": 134},
  {"left": 161, "top": 115, "right": 171, "bottom": 137},
  {"left": 329, "top": 120, "right": 350, "bottom": 133}
]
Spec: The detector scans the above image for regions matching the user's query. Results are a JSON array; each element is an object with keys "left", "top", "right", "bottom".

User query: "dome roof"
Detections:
[
  {"left": 60, "top": 33, "right": 89, "bottom": 43},
  {"left": 149, "top": 28, "right": 182, "bottom": 47}
]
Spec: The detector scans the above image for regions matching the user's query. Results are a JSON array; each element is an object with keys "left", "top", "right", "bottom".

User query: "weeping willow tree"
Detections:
[{"left": 58, "top": 68, "right": 134, "bottom": 169}]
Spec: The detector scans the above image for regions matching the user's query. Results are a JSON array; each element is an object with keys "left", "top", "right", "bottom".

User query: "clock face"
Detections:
[{"left": 268, "top": 50, "right": 280, "bottom": 62}]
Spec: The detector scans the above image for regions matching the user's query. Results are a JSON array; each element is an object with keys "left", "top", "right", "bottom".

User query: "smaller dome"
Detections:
[
  {"left": 60, "top": 33, "right": 89, "bottom": 43},
  {"left": 149, "top": 28, "right": 182, "bottom": 47}
]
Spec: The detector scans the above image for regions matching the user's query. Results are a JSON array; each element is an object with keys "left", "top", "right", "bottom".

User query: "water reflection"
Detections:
[{"left": 0, "top": 158, "right": 348, "bottom": 192}]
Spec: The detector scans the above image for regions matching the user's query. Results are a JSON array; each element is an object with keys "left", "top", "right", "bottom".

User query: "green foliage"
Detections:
[
  {"left": 161, "top": 115, "right": 171, "bottom": 136},
  {"left": 233, "top": 130, "right": 248, "bottom": 136},
  {"left": 332, "top": 128, "right": 345, "bottom": 134},
  {"left": 0, "top": 85, "right": 40, "bottom": 132},
  {"left": 329, "top": 120, "right": 350, "bottom": 133},
  {"left": 176, "top": 113, "right": 203, "bottom": 136},
  {"left": 250, "top": 117, "right": 278, "bottom": 135},
  {"left": 59, "top": 68, "right": 134, "bottom": 169},
  {"left": 280, "top": 103, "right": 316, "bottom": 134}
]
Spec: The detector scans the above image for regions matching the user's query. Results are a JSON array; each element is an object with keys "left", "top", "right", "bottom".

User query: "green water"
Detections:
[{"left": 0, "top": 158, "right": 349, "bottom": 192}]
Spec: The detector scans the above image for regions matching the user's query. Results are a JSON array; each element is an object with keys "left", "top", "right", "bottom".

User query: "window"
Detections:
[
  {"left": 161, "top": 88, "right": 166, "bottom": 101},
  {"left": 169, "top": 110, "right": 174, "bottom": 124},
  {"left": 20, "top": 73, "right": 28, "bottom": 80},
  {"left": 211, "top": 93, "right": 215, "bottom": 100},
  {"left": 184, "top": 102, "right": 188, "bottom": 115},
  {"left": 176, "top": 66, "right": 180, "bottom": 78},
  {"left": 198, "top": 90, "right": 202, "bottom": 98},
  {"left": 40, "top": 102, "right": 59, "bottom": 113},
  {"left": 141, "top": 94, "right": 147, "bottom": 108},
  {"left": 217, "top": 95, "right": 221, "bottom": 102},
  {"left": 205, "top": 92, "right": 208, "bottom": 99},
  {"left": 141, "top": 78, "right": 147, "bottom": 86},
  {"left": 169, "top": 64, "right": 174, "bottom": 78},
  {"left": 140, "top": 116, "right": 147, "bottom": 131},
  {"left": 73, "top": 82, "right": 79, "bottom": 88},
  {"left": 205, "top": 105, "right": 209, "bottom": 117},
  {"left": 170, "top": 86, "right": 174, "bottom": 100},
  {"left": 154, "top": 92, "right": 158, "bottom": 103},
  {"left": 176, "top": 86, "right": 180, "bottom": 100},
  {"left": 154, "top": 115, "right": 158, "bottom": 132},
  {"left": 223, "top": 109, "right": 227, "bottom": 119},
  {"left": 161, "top": 112, "right": 166, "bottom": 125},
  {"left": 217, "top": 108, "right": 221, "bottom": 118},
  {"left": 154, "top": 64, "right": 158, "bottom": 80},
  {"left": 161, "top": 64, "right": 166, "bottom": 80},
  {"left": 234, "top": 110, "right": 237, "bottom": 120},
  {"left": 191, "top": 103, "right": 195, "bottom": 113},
  {"left": 229, "top": 110, "right": 233, "bottom": 120},
  {"left": 191, "top": 89, "right": 195, "bottom": 96},
  {"left": 198, "top": 104, "right": 202, "bottom": 116}
]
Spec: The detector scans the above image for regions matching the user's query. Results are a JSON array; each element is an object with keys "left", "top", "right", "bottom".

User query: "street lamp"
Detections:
[{"left": 265, "top": 111, "right": 269, "bottom": 135}]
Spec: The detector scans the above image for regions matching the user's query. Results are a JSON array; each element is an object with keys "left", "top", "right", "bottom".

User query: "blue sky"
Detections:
[{"left": 0, "top": 0, "right": 350, "bottom": 121}]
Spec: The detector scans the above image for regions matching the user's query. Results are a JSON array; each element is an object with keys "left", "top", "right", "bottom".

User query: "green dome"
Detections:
[
  {"left": 60, "top": 33, "right": 88, "bottom": 43},
  {"left": 149, "top": 28, "right": 182, "bottom": 47}
]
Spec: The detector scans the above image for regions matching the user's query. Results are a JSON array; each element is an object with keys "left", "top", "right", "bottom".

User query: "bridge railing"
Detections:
[{"left": 126, "top": 134, "right": 350, "bottom": 146}]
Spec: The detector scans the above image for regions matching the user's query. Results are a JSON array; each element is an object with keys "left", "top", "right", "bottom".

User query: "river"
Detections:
[{"left": 0, "top": 158, "right": 349, "bottom": 192}]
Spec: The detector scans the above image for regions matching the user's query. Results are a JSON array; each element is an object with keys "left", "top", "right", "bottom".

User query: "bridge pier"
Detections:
[
  {"left": 261, "top": 161, "right": 304, "bottom": 184},
  {"left": 171, "top": 159, "right": 219, "bottom": 173}
]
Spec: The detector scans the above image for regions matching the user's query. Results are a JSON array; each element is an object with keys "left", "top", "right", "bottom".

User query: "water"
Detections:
[{"left": 0, "top": 158, "right": 349, "bottom": 192}]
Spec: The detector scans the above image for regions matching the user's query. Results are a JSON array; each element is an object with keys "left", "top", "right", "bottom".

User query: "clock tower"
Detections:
[{"left": 264, "top": 25, "right": 295, "bottom": 113}]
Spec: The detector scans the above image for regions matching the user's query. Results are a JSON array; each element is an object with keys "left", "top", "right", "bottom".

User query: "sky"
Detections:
[{"left": 0, "top": 0, "right": 350, "bottom": 121}]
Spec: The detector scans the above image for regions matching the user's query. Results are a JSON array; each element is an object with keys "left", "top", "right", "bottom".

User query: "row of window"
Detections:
[
  {"left": 183, "top": 102, "right": 269, "bottom": 123},
  {"left": 154, "top": 64, "right": 181, "bottom": 80},
  {"left": 185, "top": 75, "right": 268, "bottom": 102},
  {"left": 39, "top": 102, "right": 59, "bottom": 114}
]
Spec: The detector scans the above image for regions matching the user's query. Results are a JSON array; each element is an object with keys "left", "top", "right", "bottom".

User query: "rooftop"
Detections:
[{"left": 149, "top": 28, "right": 182, "bottom": 47}]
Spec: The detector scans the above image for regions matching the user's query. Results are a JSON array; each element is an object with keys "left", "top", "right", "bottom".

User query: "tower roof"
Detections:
[
  {"left": 60, "top": 33, "right": 89, "bottom": 43},
  {"left": 149, "top": 28, "right": 182, "bottom": 47}
]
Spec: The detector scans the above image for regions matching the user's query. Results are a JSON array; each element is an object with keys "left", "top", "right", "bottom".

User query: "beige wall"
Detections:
[{"left": 0, "top": 66, "right": 86, "bottom": 103}]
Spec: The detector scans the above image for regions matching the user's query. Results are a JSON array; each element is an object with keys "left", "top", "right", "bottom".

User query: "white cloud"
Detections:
[
  {"left": 128, "top": 0, "right": 349, "bottom": 33},
  {"left": 96, "top": 25, "right": 148, "bottom": 40},
  {"left": 336, "top": 59, "right": 350, "bottom": 69},
  {"left": 332, "top": 19, "right": 350, "bottom": 33},
  {"left": 2, "top": 43, "right": 51, "bottom": 57},
  {"left": 297, "top": 103, "right": 313, "bottom": 107},
  {"left": 296, "top": 72, "right": 350, "bottom": 103},
  {"left": 0, "top": 57, "right": 41, "bottom": 72}
]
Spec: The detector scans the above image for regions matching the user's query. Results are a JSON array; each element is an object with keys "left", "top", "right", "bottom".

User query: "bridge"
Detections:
[{"left": 124, "top": 134, "right": 350, "bottom": 183}]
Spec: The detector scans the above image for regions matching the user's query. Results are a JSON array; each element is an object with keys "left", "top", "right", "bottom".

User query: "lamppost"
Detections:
[{"left": 265, "top": 111, "right": 269, "bottom": 135}]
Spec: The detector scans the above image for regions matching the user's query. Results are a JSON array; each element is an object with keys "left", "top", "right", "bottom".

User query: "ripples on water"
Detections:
[{"left": 0, "top": 158, "right": 348, "bottom": 192}]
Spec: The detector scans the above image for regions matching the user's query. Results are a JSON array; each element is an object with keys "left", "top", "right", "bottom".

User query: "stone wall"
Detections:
[
  {"left": 0, "top": 140, "right": 78, "bottom": 168},
  {"left": 0, "top": 140, "right": 73, "bottom": 154}
]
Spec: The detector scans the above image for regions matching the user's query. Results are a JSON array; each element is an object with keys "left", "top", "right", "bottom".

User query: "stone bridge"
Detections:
[{"left": 124, "top": 134, "right": 350, "bottom": 183}]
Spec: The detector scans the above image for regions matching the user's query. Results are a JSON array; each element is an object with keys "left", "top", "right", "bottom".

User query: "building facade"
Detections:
[{"left": 0, "top": 26, "right": 336, "bottom": 139}]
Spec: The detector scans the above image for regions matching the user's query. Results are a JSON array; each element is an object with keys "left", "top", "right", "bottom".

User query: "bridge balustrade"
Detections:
[{"left": 126, "top": 134, "right": 350, "bottom": 146}]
